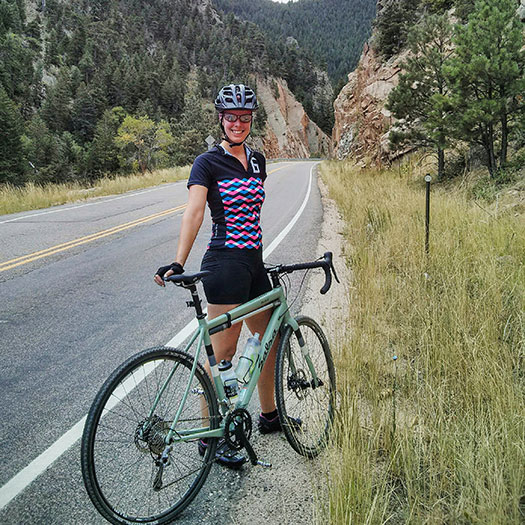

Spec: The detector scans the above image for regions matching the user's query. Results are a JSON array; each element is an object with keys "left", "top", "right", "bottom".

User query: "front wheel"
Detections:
[
  {"left": 81, "top": 346, "right": 219, "bottom": 524},
  {"left": 275, "top": 316, "right": 336, "bottom": 458}
]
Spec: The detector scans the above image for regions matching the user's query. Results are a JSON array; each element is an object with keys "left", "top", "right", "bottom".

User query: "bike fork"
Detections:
[{"left": 294, "top": 328, "right": 323, "bottom": 388}]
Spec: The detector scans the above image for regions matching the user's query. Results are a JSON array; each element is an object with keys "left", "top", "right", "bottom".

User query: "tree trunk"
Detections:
[
  {"left": 500, "top": 112, "right": 508, "bottom": 169},
  {"left": 480, "top": 127, "right": 494, "bottom": 178},
  {"left": 437, "top": 147, "right": 445, "bottom": 179},
  {"left": 487, "top": 123, "right": 497, "bottom": 178}
]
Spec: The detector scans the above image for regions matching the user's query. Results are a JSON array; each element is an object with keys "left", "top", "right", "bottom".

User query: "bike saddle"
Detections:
[{"left": 165, "top": 270, "right": 210, "bottom": 286}]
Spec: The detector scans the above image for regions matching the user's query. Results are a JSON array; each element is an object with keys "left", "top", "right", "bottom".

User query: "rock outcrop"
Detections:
[
  {"left": 333, "top": 4, "right": 525, "bottom": 164},
  {"left": 256, "top": 77, "right": 332, "bottom": 159},
  {"left": 332, "top": 42, "right": 406, "bottom": 163}
]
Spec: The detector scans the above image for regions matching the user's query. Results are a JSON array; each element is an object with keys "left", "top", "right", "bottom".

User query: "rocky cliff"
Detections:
[
  {"left": 256, "top": 77, "right": 333, "bottom": 159},
  {"left": 332, "top": 42, "right": 405, "bottom": 163},
  {"left": 333, "top": 2, "right": 525, "bottom": 164}
]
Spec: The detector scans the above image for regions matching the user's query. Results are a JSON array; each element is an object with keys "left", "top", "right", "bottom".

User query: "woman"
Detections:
[{"left": 154, "top": 84, "right": 290, "bottom": 469}]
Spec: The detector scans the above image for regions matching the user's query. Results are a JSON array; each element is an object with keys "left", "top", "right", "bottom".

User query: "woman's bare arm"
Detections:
[{"left": 154, "top": 184, "right": 208, "bottom": 286}]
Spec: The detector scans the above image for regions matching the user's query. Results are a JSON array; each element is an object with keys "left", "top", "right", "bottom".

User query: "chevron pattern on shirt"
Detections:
[{"left": 217, "top": 176, "right": 265, "bottom": 249}]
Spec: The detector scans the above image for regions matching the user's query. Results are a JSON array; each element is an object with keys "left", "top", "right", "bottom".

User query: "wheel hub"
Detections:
[
  {"left": 134, "top": 415, "right": 169, "bottom": 456},
  {"left": 287, "top": 369, "right": 310, "bottom": 399}
]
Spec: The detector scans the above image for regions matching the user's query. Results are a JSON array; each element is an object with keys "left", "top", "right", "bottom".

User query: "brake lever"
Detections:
[{"left": 330, "top": 260, "right": 340, "bottom": 283}]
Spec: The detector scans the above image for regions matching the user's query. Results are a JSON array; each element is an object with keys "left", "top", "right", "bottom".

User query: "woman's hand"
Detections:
[{"left": 154, "top": 262, "right": 184, "bottom": 287}]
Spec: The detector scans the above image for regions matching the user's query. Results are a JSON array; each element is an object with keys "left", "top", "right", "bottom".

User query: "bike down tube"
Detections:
[
  {"left": 205, "top": 287, "right": 287, "bottom": 407},
  {"left": 164, "top": 322, "right": 224, "bottom": 444}
]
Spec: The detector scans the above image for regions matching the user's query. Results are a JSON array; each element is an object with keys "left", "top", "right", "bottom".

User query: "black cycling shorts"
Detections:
[{"left": 200, "top": 248, "right": 272, "bottom": 305}]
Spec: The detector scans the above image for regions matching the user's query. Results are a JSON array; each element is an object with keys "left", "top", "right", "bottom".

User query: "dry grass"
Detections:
[
  {"left": 317, "top": 160, "right": 524, "bottom": 524},
  {"left": 0, "top": 166, "right": 190, "bottom": 215}
]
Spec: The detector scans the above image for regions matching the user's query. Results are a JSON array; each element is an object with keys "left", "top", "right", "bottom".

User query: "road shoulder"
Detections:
[{"left": 225, "top": 169, "right": 350, "bottom": 525}]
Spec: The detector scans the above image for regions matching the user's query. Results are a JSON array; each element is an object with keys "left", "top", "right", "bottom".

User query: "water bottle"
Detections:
[
  {"left": 218, "top": 360, "right": 239, "bottom": 403},
  {"left": 235, "top": 332, "right": 261, "bottom": 384}
]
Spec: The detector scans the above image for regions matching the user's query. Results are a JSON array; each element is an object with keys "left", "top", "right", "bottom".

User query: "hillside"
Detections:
[
  {"left": 213, "top": 0, "right": 377, "bottom": 88},
  {"left": 0, "top": 0, "right": 332, "bottom": 186},
  {"left": 333, "top": 0, "right": 525, "bottom": 182}
]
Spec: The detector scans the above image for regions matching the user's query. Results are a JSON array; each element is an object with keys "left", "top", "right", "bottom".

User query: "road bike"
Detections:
[{"left": 81, "top": 252, "right": 339, "bottom": 524}]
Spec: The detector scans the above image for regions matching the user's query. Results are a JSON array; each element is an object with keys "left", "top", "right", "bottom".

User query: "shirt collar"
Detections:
[{"left": 217, "top": 144, "right": 252, "bottom": 158}]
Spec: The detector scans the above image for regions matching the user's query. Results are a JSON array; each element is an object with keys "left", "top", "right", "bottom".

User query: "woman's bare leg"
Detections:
[
  {"left": 201, "top": 303, "right": 241, "bottom": 417},
  {"left": 203, "top": 305, "right": 279, "bottom": 414},
  {"left": 246, "top": 310, "right": 279, "bottom": 414}
]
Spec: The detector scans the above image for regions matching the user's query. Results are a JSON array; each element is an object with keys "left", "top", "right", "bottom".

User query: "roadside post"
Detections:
[{"left": 425, "top": 174, "right": 432, "bottom": 256}]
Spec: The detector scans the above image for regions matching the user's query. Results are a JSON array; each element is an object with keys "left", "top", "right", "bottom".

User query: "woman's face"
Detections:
[{"left": 221, "top": 109, "right": 253, "bottom": 144}]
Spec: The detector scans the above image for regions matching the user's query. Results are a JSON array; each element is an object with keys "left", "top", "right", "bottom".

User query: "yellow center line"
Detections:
[
  {"left": 0, "top": 204, "right": 187, "bottom": 272},
  {"left": 1, "top": 164, "right": 291, "bottom": 272},
  {"left": 267, "top": 165, "right": 288, "bottom": 174}
]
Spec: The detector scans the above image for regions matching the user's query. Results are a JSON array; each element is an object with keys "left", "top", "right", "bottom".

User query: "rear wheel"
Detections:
[
  {"left": 81, "top": 346, "right": 219, "bottom": 524},
  {"left": 275, "top": 316, "right": 336, "bottom": 458}
]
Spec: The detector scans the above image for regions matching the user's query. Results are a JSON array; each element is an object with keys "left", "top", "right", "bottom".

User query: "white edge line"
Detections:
[
  {"left": 0, "top": 162, "right": 317, "bottom": 511},
  {"left": 263, "top": 164, "right": 313, "bottom": 259},
  {"left": 0, "top": 417, "right": 86, "bottom": 510}
]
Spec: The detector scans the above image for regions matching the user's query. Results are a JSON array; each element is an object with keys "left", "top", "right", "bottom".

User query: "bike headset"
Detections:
[{"left": 214, "top": 84, "right": 259, "bottom": 147}]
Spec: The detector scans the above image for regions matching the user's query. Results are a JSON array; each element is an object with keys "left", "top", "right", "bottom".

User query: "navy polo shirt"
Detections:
[{"left": 188, "top": 145, "right": 267, "bottom": 249}]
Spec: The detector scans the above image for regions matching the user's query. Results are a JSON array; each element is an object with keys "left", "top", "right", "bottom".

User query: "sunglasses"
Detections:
[{"left": 222, "top": 113, "right": 253, "bottom": 123}]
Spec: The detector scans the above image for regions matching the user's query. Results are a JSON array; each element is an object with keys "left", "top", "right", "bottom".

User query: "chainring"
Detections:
[{"left": 224, "top": 408, "right": 252, "bottom": 451}]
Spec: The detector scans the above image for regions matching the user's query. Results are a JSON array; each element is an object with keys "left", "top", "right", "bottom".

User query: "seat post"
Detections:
[{"left": 187, "top": 284, "right": 205, "bottom": 319}]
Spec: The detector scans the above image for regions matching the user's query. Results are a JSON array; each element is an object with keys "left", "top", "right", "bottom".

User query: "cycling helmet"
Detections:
[{"left": 215, "top": 84, "right": 259, "bottom": 111}]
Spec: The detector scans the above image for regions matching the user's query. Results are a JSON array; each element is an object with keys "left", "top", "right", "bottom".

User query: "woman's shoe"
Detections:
[
  {"left": 197, "top": 439, "right": 246, "bottom": 469},
  {"left": 258, "top": 413, "right": 302, "bottom": 434}
]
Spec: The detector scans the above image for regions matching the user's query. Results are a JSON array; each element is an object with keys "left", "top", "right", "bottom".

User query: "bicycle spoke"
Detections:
[{"left": 81, "top": 347, "right": 219, "bottom": 523}]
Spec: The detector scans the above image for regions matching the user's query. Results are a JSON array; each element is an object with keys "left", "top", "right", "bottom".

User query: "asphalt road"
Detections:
[{"left": 0, "top": 160, "right": 324, "bottom": 524}]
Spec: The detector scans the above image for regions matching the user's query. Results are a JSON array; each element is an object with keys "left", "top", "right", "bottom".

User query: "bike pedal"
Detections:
[{"left": 256, "top": 459, "right": 272, "bottom": 468}]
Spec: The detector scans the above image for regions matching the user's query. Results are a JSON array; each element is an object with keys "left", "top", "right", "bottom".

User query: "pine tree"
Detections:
[
  {"left": 445, "top": 0, "right": 525, "bottom": 176},
  {"left": 24, "top": 115, "right": 60, "bottom": 183},
  {"left": 374, "top": 0, "right": 422, "bottom": 59},
  {"left": 88, "top": 106, "right": 126, "bottom": 178},
  {"left": 53, "top": 131, "right": 85, "bottom": 182},
  {"left": 0, "top": 31, "right": 35, "bottom": 102},
  {"left": 71, "top": 82, "right": 97, "bottom": 143},
  {"left": 387, "top": 14, "right": 454, "bottom": 178},
  {"left": 0, "top": 86, "right": 25, "bottom": 184},
  {"left": 41, "top": 69, "right": 73, "bottom": 133},
  {"left": 171, "top": 79, "right": 216, "bottom": 166}
]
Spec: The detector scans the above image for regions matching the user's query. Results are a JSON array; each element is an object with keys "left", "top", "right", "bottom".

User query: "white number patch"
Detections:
[{"left": 250, "top": 157, "right": 260, "bottom": 174}]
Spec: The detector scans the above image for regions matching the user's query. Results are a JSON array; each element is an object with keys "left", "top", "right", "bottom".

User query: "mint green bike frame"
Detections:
[{"left": 146, "top": 284, "right": 320, "bottom": 445}]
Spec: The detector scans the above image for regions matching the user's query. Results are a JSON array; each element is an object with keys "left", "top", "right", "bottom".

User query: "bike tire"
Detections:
[
  {"left": 81, "top": 346, "right": 219, "bottom": 524},
  {"left": 275, "top": 316, "right": 336, "bottom": 458}
]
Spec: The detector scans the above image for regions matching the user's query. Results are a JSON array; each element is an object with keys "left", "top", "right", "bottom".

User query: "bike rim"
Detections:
[{"left": 88, "top": 353, "right": 217, "bottom": 522}]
